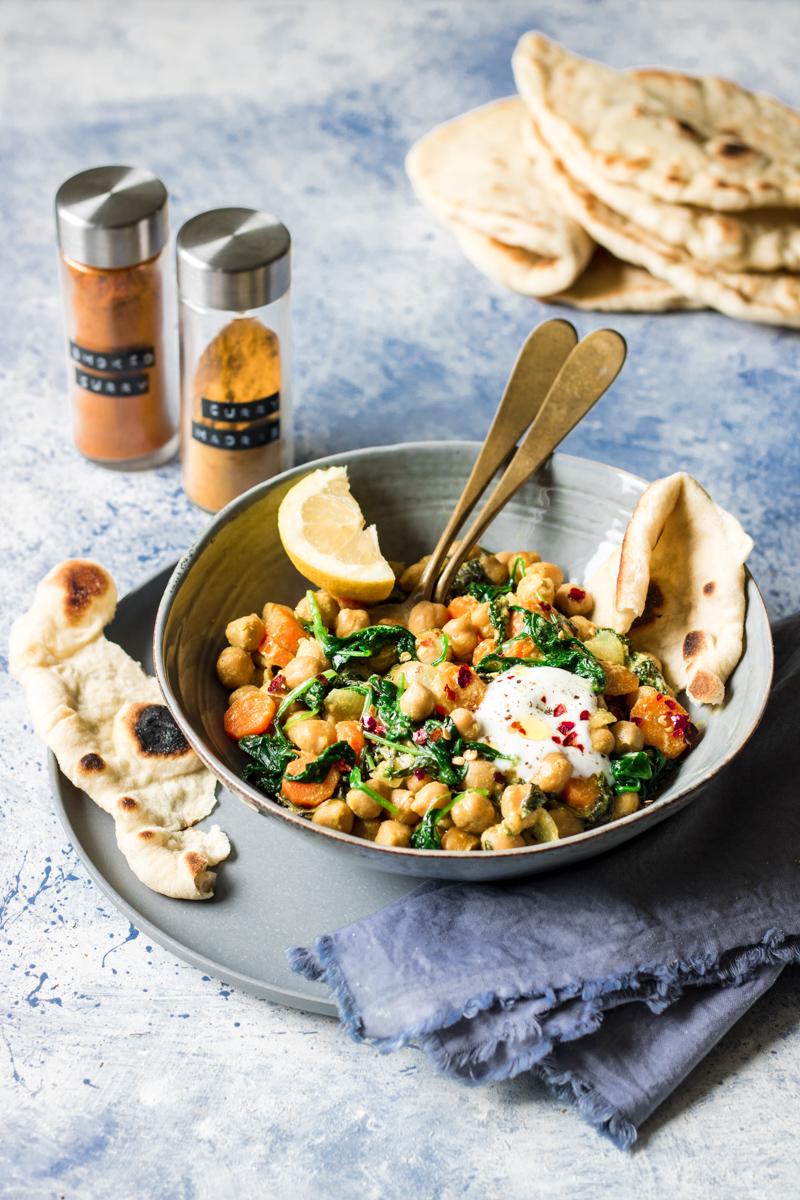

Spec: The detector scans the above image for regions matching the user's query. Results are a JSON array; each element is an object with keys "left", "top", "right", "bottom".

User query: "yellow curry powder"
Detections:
[{"left": 181, "top": 316, "right": 282, "bottom": 512}]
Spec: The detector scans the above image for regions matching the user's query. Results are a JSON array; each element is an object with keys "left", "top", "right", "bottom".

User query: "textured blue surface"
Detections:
[{"left": 1, "top": 1, "right": 799, "bottom": 1196}]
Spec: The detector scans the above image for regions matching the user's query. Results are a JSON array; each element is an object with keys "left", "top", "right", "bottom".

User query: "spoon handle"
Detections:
[
  {"left": 433, "top": 328, "right": 627, "bottom": 604},
  {"left": 416, "top": 319, "right": 578, "bottom": 602}
]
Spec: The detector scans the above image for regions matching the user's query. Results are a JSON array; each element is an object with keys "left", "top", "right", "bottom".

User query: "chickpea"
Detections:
[
  {"left": 228, "top": 684, "right": 259, "bottom": 705},
  {"left": 406, "top": 771, "right": 430, "bottom": 794},
  {"left": 603, "top": 663, "right": 640, "bottom": 697},
  {"left": 312, "top": 800, "right": 354, "bottom": 833},
  {"left": 352, "top": 817, "right": 384, "bottom": 842},
  {"left": 479, "top": 554, "right": 508, "bottom": 585},
  {"left": 533, "top": 751, "right": 572, "bottom": 794},
  {"left": 549, "top": 805, "right": 585, "bottom": 837},
  {"left": 532, "top": 562, "right": 564, "bottom": 588},
  {"left": 570, "top": 615, "right": 597, "bottom": 640},
  {"left": 295, "top": 637, "right": 329, "bottom": 667},
  {"left": 613, "top": 720, "right": 645, "bottom": 753},
  {"left": 407, "top": 601, "right": 449, "bottom": 635},
  {"left": 516, "top": 573, "right": 556, "bottom": 609},
  {"left": 398, "top": 557, "right": 430, "bottom": 594},
  {"left": 500, "top": 784, "right": 539, "bottom": 835},
  {"left": 481, "top": 824, "right": 525, "bottom": 851},
  {"left": 335, "top": 607, "right": 371, "bottom": 638},
  {"left": 463, "top": 758, "right": 499, "bottom": 792},
  {"left": 216, "top": 645, "right": 255, "bottom": 690},
  {"left": 225, "top": 613, "right": 266, "bottom": 651},
  {"left": 346, "top": 788, "right": 384, "bottom": 820},
  {"left": 282, "top": 656, "right": 323, "bottom": 690},
  {"left": 441, "top": 616, "right": 479, "bottom": 661},
  {"left": 323, "top": 687, "right": 365, "bottom": 722},
  {"left": 375, "top": 819, "right": 412, "bottom": 847},
  {"left": 555, "top": 583, "right": 594, "bottom": 618},
  {"left": 441, "top": 828, "right": 480, "bottom": 852},
  {"left": 590, "top": 727, "right": 616, "bottom": 755},
  {"left": 391, "top": 789, "right": 420, "bottom": 826},
  {"left": 288, "top": 718, "right": 337, "bottom": 755},
  {"left": 398, "top": 681, "right": 435, "bottom": 722},
  {"left": 295, "top": 589, "right": 339, "bottom": 629},
  {"left": 410, "top": 781, "right": 451, "bottom": 817},
  {"left": 469, "top": 601, "right": 493, "bottom": 635},
  {"left": 416, "top": 629, "right": 452, "bottom": 665},
  {"left": 449, "top": 707, "right": 480, "bottom": 741},
  {"left": 505, "top": 550, "right": 540, "bottom": 578},
  {"left": 451, "top": 789, "right": 497, "bottom": 834},
  {"left": 612, "top": 791, "right": 641, "bottom": 820}
]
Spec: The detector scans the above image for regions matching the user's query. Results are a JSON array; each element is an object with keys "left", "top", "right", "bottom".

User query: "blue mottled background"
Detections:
[{"left": 1, "top": 1, "right": 798, "bottom": 1196}]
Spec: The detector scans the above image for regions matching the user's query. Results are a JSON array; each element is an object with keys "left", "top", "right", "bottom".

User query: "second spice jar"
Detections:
[{"left": 176, "top": 208, "right": 293, "bottom": 512}]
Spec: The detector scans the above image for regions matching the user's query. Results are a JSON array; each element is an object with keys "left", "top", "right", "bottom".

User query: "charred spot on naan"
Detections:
[
  {"left": 79, "top": 752, "right": 106, "bottom": 772},
  {"left": 125, "top": 703, "right": 191, "bottom": 759},
  {"left": 682, "top": 629, "right": 707, "bottom": 661},
  {"left": 630, "top": 580, "right": 665, "bottom": 631},
  {"left": 56, "top": 561, "right": 111, "bottom": 621},
  {"left": 688, "top": 667, "right": 725, "bottom": 706},
  {"left": 703, "top": 581, "right": 716, "bottom": 595},
  {"left": 185, "top": 851, "right": 208, "bottom": 877}
]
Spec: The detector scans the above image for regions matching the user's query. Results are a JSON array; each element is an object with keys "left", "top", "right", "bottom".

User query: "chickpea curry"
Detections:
[{"left": 216, "top": 548, "right": 698, "bottom": 851}]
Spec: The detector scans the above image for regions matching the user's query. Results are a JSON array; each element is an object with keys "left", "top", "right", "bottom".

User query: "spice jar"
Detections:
[
  {"left": 55, "top": 165, "right": 177, "bottom": 468},
  {"left": 176, "top": 208, "right": 292, "bottom": 512}
]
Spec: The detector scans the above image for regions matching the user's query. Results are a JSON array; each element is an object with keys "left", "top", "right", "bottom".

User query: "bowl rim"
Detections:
[{"left": 154, "top": 440, "right": 774, "bottom": 862}]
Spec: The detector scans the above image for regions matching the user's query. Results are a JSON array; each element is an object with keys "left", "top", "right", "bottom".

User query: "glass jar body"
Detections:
[
  {"left": 58, "top": 249, "right": 177, "bottom": 468},
  {"left": 178, "top": 291, "right": 293, "bottom": 512}
]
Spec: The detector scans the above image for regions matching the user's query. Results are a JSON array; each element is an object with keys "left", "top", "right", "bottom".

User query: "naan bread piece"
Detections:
[
  {"left": 447, "top": 220, "right": 696, "bottom": 311},
  {"left": 588, "top": 474, "right": 753, "bottom": 706},
  {"left": 116, "top": 824, "right": 230, "bottom": 902},
  {"left": 512, "top": 32, "right": 800, "bottom": 211},
  {"left": 10, "top": 560, "right": 229, "bottom": 900},
  {"left": 525, "top": 89, "right": 800, "bottom": 270},
  {"left": 406, "top": 97, "right": 593, "bottom": 294},
  {"left": 528, "top": 120, "right": 800, "bottom": 328}
]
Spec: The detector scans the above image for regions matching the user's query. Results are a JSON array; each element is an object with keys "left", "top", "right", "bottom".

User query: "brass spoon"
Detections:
[
  {"left": 432, "top": 328, "right": 627, "bottom": 605},
  {"left": 414, "top": 318, "right": 579, "bottom": 603}
]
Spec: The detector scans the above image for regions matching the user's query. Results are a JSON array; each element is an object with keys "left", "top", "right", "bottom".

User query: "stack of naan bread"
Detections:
[{"left": 406, "top": 34, "right": 800, "bottom": 324}]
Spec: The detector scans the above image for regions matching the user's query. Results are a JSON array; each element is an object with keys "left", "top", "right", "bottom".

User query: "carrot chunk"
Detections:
[
  {"left": 280, "top": 754, "right": 340, "bottom": 809},
  {"left": 224, "top": 692, "right": 277, "bottom": 739}
]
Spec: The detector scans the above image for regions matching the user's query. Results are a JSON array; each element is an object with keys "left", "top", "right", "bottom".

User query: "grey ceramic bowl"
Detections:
[{"left": 154, "top": 442, "right": 772, "bottom": 881}]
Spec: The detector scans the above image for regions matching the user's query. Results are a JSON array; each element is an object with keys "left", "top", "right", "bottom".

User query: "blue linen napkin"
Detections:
[{"left": 289, "top": 616, "right": 800, "bottom": 1148}]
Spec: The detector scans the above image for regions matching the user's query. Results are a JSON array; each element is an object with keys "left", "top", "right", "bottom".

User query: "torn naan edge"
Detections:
[
  {"left": 10, "top": 560, "right": 229, "bottom": 900},
  {"left": 588, "top": 474, "right": 753, "bottom": 706}
]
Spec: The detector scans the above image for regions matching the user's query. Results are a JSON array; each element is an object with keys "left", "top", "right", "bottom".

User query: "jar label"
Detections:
[
  {"left": 191, "top": 418, "right": 280, "bottom": 451},
  {"left": 200, "top": 393, "right": 279, "bottom": 423},
  {"left": 75, "top": 367, "right": 149, "bottom": 396},
  {"left": 70, "top": 341, "right": 156, "bottom": 373}
]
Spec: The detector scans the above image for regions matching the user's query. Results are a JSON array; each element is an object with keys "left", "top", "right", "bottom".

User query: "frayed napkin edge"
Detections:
[{"left": 288, "top": 927, "right": 800, "bottom": 1150}]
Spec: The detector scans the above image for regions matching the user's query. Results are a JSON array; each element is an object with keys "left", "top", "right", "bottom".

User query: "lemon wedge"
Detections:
[{"left": 277, "top": 467, "right": 395, "bottom": 602}]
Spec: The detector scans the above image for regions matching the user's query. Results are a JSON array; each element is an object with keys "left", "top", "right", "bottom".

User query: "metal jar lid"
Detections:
[
  {"left": 55, "top": 165, "right": 168, "bottom": 269},
  {"left": 176, "top": 208, "right": 291, "bottom": 311}
]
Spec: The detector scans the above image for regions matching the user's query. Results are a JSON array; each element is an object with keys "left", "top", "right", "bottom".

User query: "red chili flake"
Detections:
[
  {"left": 568, "top": 587, "right": 586, "bottom": 601},
  {"left": 665, "top": 698, "right": 677, "bottom": 711},
  {"left": 510, "top": 720, "right": 526, "bottom": 735},
  {"left": 656, "top": 693, "right": 664, "bottom": 702},
  {"left": 412, "top": 728, "right": 428, "bottom": 745},
  {"left": 413, "top": 767, "right": 427, "bottom": 780},
  {"left": 539, "top": 601, "right": 552, "bottom": 613},
  {"left": 574, "top": 743, "right": 585, "bottom": 753},
  {"left": 444, "top": 686, "right": 457, "bottom": 702},
  {"left": 268, "top": 675, "right": 285, "bottom": 693},
  {"left": 434, "top": 705, "right": 446, "bottom": 718},
  {"left": 362, "top": 715, "right": 385, "bottom": 735},
  {"left": 551, "top": 735, "right": 562, "bottom": 744},
  {"left": 630, "top": 716, "right": 642, "bottom": 726},
  {"left": 670, "top": 712, "right": 695, "bottom": 740},
  {"left": 557, "top": 721, "right": 575, "bottom": 734},
  {"left": 579, "top": 710, "right": 590, "bottom": 720},
  {"left": 563, "top": 730, "right": 578, "bottom": 747},
  {"left": 553, "top": 703, "right": 567, "bottom": 717},
  {"left": 457, "top": 665, "right": 472, "bottom": 688}
]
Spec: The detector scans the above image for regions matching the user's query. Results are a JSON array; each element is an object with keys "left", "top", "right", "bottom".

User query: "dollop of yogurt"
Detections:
[{"left": 474, "top": 665, "right": 612, "bottom": 783}]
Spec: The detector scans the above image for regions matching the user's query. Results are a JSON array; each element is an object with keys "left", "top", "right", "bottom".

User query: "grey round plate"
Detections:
[{"left": 50, "top": 564, "right": 419, "bottom": 1016}]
